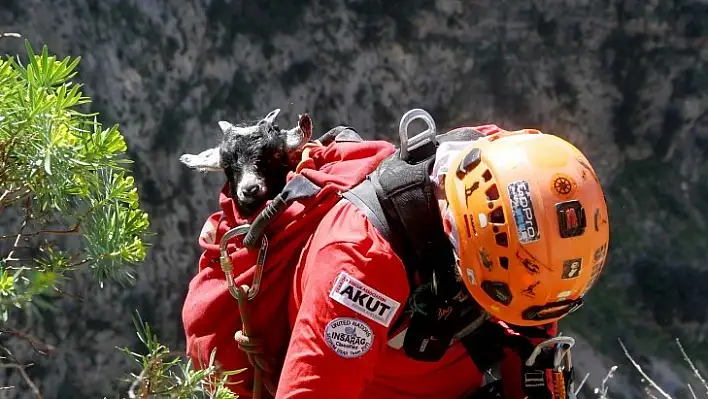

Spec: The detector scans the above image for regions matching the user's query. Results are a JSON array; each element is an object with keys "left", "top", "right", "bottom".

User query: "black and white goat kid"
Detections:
[{"left": 180, "top": 109, "right": 313, "bottom": 217}]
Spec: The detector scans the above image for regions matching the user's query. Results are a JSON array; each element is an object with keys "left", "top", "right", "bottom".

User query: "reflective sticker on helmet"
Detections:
[
  {"left": 581, "top": 249, "right": 606, "bottom": 295},
  {"left": 561, "top": 258, "right": 583, "bottom": 279},
  {"left": 521, "top": 281, "right": 540, "bottom": 298},
  {"left": 479, "top": 248, "right": 493, "bottom": 270},
  {"left": 478, "top": 212, "right": 488, "bottom": 228},
  {"left": 507, "top": 180, "right": 541, "bottom": 244},
  {"left": 551, "top": 173, "right": 577, "bottom": 198},
  {"left": 556, "top": 200, "right": 587, "bottom": 238},
  {"left": 517, "top": 248, "right": 548, "bottom": 274},
  {"left": 576, "top": 156, "right": 601, "bottom": 185},
  {"left": 324, "top": 317, "right": 374, "bottom": 358},
  {"left": 466, "top": 268, "right": 477, "bottom": 286},
  {"left": 462, "top": 213, "right": 477, "bottom": 238},
  {"left": 594, "top": 243, "right": 607, "bottom": 261},
  {"left": 556, "top": 290, "right": 572, "bottom": 299}
]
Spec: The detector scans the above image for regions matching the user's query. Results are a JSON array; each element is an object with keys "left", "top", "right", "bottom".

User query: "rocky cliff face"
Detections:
[{"left": 1, "top": 0, "right": 707, "bottom": 398}]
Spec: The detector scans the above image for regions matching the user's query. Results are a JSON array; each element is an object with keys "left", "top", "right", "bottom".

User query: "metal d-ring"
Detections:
[
  {"left": 398, "top": 108, "right": 438, "bottom": 162},
  {"left": 219, "top": 224, "right": 269, "bottom": 301}
]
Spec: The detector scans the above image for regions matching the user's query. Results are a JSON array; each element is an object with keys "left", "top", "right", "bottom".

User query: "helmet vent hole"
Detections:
[
  {"left": 495, "top": 232, "right": 509, "bottom": 247},
  {"left": 481, "top": 281, "right": 512, "bottom": 305},
  {"left": 499, "top": 257, "right": 509, "bottom": 269},
  {"left": 482, "top": 170, "right": 493, "bottom": 182},
  {"left": 486, "top": 185, "right": 500, "bottom": 201},
  {"left": 489, "top": 207, "right": 505, "bottom": 224}
]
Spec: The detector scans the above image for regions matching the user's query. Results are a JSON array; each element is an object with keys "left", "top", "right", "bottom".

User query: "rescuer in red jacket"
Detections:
[
  {"left": 181, "top": 116, "right": 610, "bottom": 399},
  {"left": 273, "top": 126, "right": 610, "bottom": 399}
]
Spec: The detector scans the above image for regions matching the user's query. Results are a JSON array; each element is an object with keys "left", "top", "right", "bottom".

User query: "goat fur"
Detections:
[{"left": 180, "top": 109, "right": 313, "bottom": 217}]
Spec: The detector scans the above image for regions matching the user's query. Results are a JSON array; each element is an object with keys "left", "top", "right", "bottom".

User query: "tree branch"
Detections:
[
  {"left": 0, "top": 186, "right": 30, "bottom": 219},
  {"left": 618, "top": 339, "right": 673, "bottom": 399},
  {"left": 0, "top": 327, "right": 56, "bottom": 356},
  {"left": 0, "top": 344, "right": 42, "bottom": 399},
  {"left": 3, "top": 196, "right": 31, "bottom": 262},
  {"left": 675, "top": 338, "right": 708, "bottom": 395},
  {"left": 53, "top": 286, "right": 84, "bottom": 302},
  {"left": 594, "top": 365, "right": 618, "bottom": 399},
  {"left": 127, "top": 352, "right": 183, "bottom": 399},
  {"left": 573, "top": 372, "right": 590, "bottom": 396},
  {"left": 687, "top": 383, "right": 698, "bottom": 399},
  {"left": 0, "top": 224, "right": 81, "bottom": 240},
  {"left": 67, "top": 257, "right": 91, "bottom": 268},
  {"left": 0, "top": 363, "right": 43, "bottom": 398}
]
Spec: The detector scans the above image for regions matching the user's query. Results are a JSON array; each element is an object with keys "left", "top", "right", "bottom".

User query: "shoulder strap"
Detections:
[
  {"left": 342, "top": 126, "right": 486, "bottom": 287},
  {"left": 342, "top": 154, "right": 451, "bottom": 289},
  {"left": 341, "top": 126, "right": 487, "bottom": 362}
]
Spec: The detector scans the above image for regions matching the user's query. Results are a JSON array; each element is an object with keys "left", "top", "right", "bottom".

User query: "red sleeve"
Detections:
[
  {"left": 498, "top": 322, "right": 559, "bottom": 399},
  {"left": 275, "top": 238, "right": 409, "bottom": 399}
]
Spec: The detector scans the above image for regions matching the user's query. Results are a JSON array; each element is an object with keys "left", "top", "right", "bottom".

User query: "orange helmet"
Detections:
[{"left": 443, "top": 128, "right": 610, "bottom": 326}]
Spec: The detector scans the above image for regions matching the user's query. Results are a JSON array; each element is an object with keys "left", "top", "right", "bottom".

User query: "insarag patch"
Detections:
[
  {"left": 507, "top": 180, "right": 541, "bottom": 244},
  {"left": 324, "top": 317, "right": 374, "bottom": 358},
  {"left": 329, "top": 272, "right": 401, "bottom": 327}
]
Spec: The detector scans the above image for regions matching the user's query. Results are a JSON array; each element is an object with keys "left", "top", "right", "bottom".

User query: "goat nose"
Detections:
[{"left": 242, "top": 184, "right": 260, "bottom": 196}]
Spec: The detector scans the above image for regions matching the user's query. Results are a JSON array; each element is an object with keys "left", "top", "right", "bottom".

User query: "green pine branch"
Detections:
[
  {"left": 117, "top": 311, "right": 243, "bottom": 399},
  {"left": 0, "top": 38, "right": 241, "bottom": 398}
]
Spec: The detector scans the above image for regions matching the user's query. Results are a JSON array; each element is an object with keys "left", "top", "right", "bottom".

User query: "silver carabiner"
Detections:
[
  {"left": 219, "top": 224, "right": 268, "bottom": 301},
  {"left": 398, "top": 108, "right": 437, "bottom": 161},
  {"left": 524, "top": 336, "right": 575, "bottom": 371}
]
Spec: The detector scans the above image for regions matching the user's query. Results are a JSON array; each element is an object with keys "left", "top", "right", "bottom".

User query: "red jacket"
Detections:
[
  {"left": 280, "top": 198, "right": 481, "bottom": 398},
  {"left": 279, "top": 199, "right": 557, "bottom": 399},
  {"left": 183, "top": 127, "right": 558, "bottom": 399}
]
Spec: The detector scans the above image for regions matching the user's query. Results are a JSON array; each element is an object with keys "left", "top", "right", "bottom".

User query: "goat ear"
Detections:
[
  {"left": 263, "top": 108, "right": 281, "bottom": 125},
  {"left": 179, "top": 147, "right": 223, "bottom": 172},
  {"left": 284, "top": 113, "right": 313, "bottom": 152},
  {"left": 218, "top": 121, "right": 235, "bottom": 134},
  {"left": 219, "top": 120, "right": 255, "bottom": 136},
  {"left": 298, "top": 113, "right": 313, "bottom": 139}
]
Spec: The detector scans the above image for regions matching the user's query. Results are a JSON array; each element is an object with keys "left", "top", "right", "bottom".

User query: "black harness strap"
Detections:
[
  {"left": 339, "top": 176, "right": 393, "bottom": 246},
  {"left": 316, "top": 126, "right": 362, "bottom": 146},
  {"left": 341, "top": 127, "right": 492, "bottom": 362},
  {"left": 343, "top": 127, "right": 486, "bottom": 286},
  {"left": 343, "top": 156, "right": 444, "bottom": 291}
]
